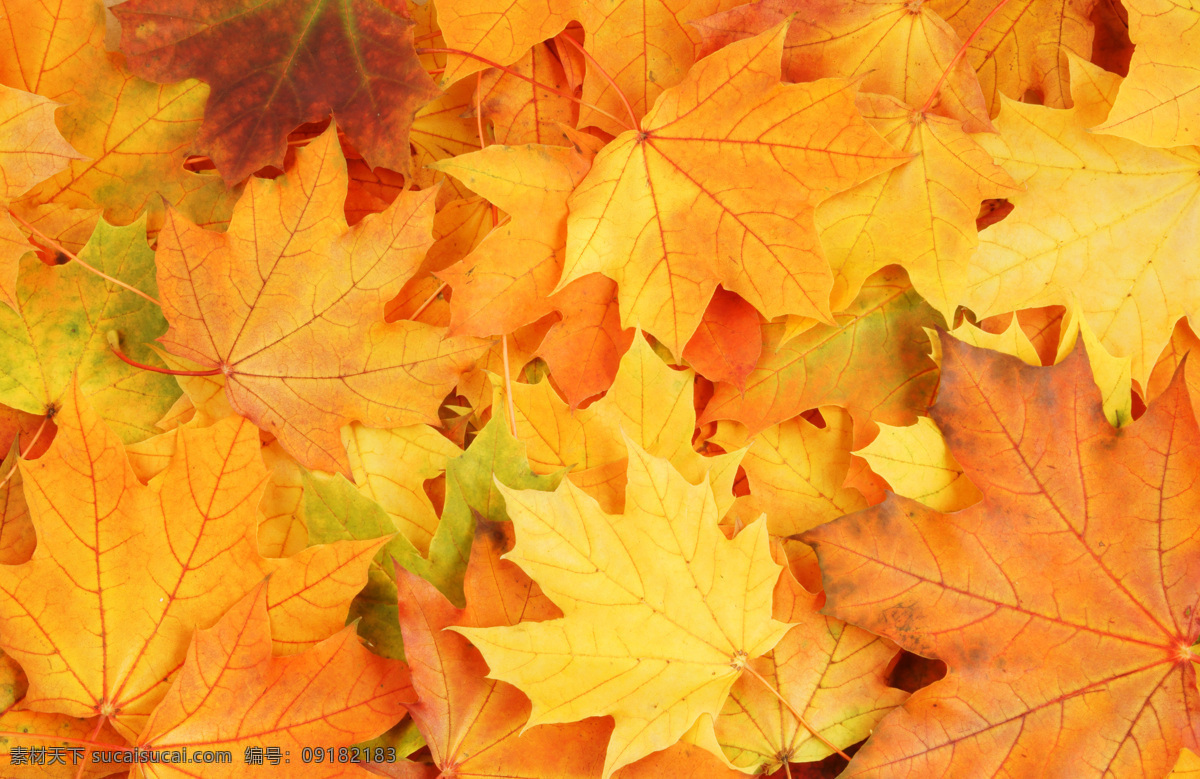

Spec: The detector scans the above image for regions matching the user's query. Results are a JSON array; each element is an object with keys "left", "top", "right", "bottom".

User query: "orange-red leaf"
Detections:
[
  {"left": 683, "top": 287, "right": 762, "bottom": 390},
  {"left": 537, "top": 274, "right": 635, "bottom": 408},
  {"left": 136, "top": 583, "right": 413, "bottom": 777}
]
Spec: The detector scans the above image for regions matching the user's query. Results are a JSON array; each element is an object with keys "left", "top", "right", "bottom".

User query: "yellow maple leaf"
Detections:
[
  {"left": 963, "top": 54, "right": 1200, "bottom": 385},
  {"left": 455, "top": 440, "right": 792, "bottom": 778},
  {"left": 1096, "top": 0, "right": 1200, "bottom": 148},
  {"left": 560, "top": 22, "right": 907, "bottom": 356},
  {"left": 929, "top": 0, "right": 1096, "bottom": 111},
  {"left": 495, "top": 333, "right": 741, "bottom": 514},
  {"left": 817, "top": 92, "right": 1020, "bottom": 314}
]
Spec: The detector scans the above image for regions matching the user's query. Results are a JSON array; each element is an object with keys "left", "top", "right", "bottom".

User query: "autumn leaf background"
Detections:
[{"left": 0, "top": 0, "right": 1197, "bottom": 776}]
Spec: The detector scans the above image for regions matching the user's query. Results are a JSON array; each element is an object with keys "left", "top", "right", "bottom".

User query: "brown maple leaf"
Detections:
[
  {"left": 114, "top": 0, "right": 440, "bottom": 184},
  {"left": 803, "top": 337, "right": 1200, "bottom": 777}
]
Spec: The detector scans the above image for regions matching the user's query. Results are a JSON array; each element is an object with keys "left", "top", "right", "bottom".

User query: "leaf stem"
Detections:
[
  {"left": 502, "top": 334, "right": 519, "bottom": 439},
  {"left": 0, "top": 414, "right": 51, "bottom": 491},
  {"left": 410, "top": 281, "right": 448, "bottom": 321},
  {"left": 109, "top": 345, "right": 223, "bottom": 377},
  {"left": 74, "top": 716, "right": 107, "bottom": 779},
  {"left": 416, "top": 47, "right": 634, "bottom": 132},
  {"left": 7, "top": 209, "right": 161, "bottom": 308},
  {"left": 476, "top": 71, "right": 488, "bottom": 150},
  {"left": 556, "top": 33, "right": 640, "bottom": 131},
  {"left": 920, "top": 0, "right": 1015, "bottom": 115},
  {"left": 741, "top": 661, "right": 851, "bottom": 762}
]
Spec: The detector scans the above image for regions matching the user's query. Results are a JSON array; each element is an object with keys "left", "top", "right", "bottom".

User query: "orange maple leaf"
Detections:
[
  {"left": 153, "top": 125, "right": 486, "bottom": 476},
  {"left": 134, "top": 583, "right": 413, "bottom": 778},
  {"left": 693, "top": 0, "right": 992, "bottom": 131},
  {"left": 560, "top": 23, "right": 907, "bottom": 355},
  {"left": 0, "top": 381, "right": 386, "bottom": 740},
  {"left": 436, "top": 0, "right": 744, "bottom": 135},
  {"left": 804, "top": 338, "right": 1200, "bottom": 777}
]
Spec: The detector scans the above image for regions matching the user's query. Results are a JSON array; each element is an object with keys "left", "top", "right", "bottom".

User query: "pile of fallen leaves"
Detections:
[{"left": 0, "top": 0, "right": 1197, "bottom": 776}]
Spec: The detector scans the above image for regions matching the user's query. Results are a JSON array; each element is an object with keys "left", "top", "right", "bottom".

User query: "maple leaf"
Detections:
[
  {"left": 436, "top": 0, "right": 743, "bottom": 135},
  {"left": 682, "top": 287, "right": 762, "bottom": 390},
  {"left": 700, "top": 267, "right": 943, "bottom": 447},
  {"left": 477, "top": 41, "right": 578, "bottom": 146},
  {"left": 709, "top": 408, "right": 870, "bottom": 586},
  {"left": 816, "top": 92, "right": 1021, "bottom": 314},
  {"left": 693, "top": 0, "right": 992, "bottom": 132},
  {"left": 430, "top": 143, "right": 593, "bottom": 337},
  {"left": 455, "top": 440, "right": 792, "bottom": 777},
  {"left": 559, "top": 22, "right": 908, "bottom": 356},
  {"left": 697, "top": 565, "right": 907, "bottom": 774},
  {"left": 1093, "top": 0, "right": 1200, "bottom": 147},
  {"left": 535, "top": 273, "right": 635, "bottom": 408},
  {"left": 114, "top": 0, "right": 440, "bottom": 184},
  {"left": 802, "top": 337, "right": 1200, "bottom": 777},
  {"left": 134, "top": 583, "right": 413, "bottom": 777},
  {"left": 498, "top": 333, "right": 742, "bottom": 514},
  {"left": 0, "top": 381, "right": 386, "bottom": 739},
  {"left": 962, "top": 55, "right": 1200, "bottom": 385},
  {"left": 928, "top": 0, "right": 1097, "bottom": 110},
  {"left": 153, "top": 124, "right": 486, "bottom": 476},
  {"left": 0, "top": 83, "right": 83, "bottom": 309},
  {"left": 0, "top": 217, "right": 179, "bottom": 443},
  {"left": 0, "top": 0, "right": 234, "bottom": 248},
  {"left": 395, "top": 512, "right": 610, "bottom": 778}
]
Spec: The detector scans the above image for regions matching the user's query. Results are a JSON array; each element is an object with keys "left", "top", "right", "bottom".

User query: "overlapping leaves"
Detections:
[{"left": 0, "top": 0, "right": 1198, "bottom": 776}]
